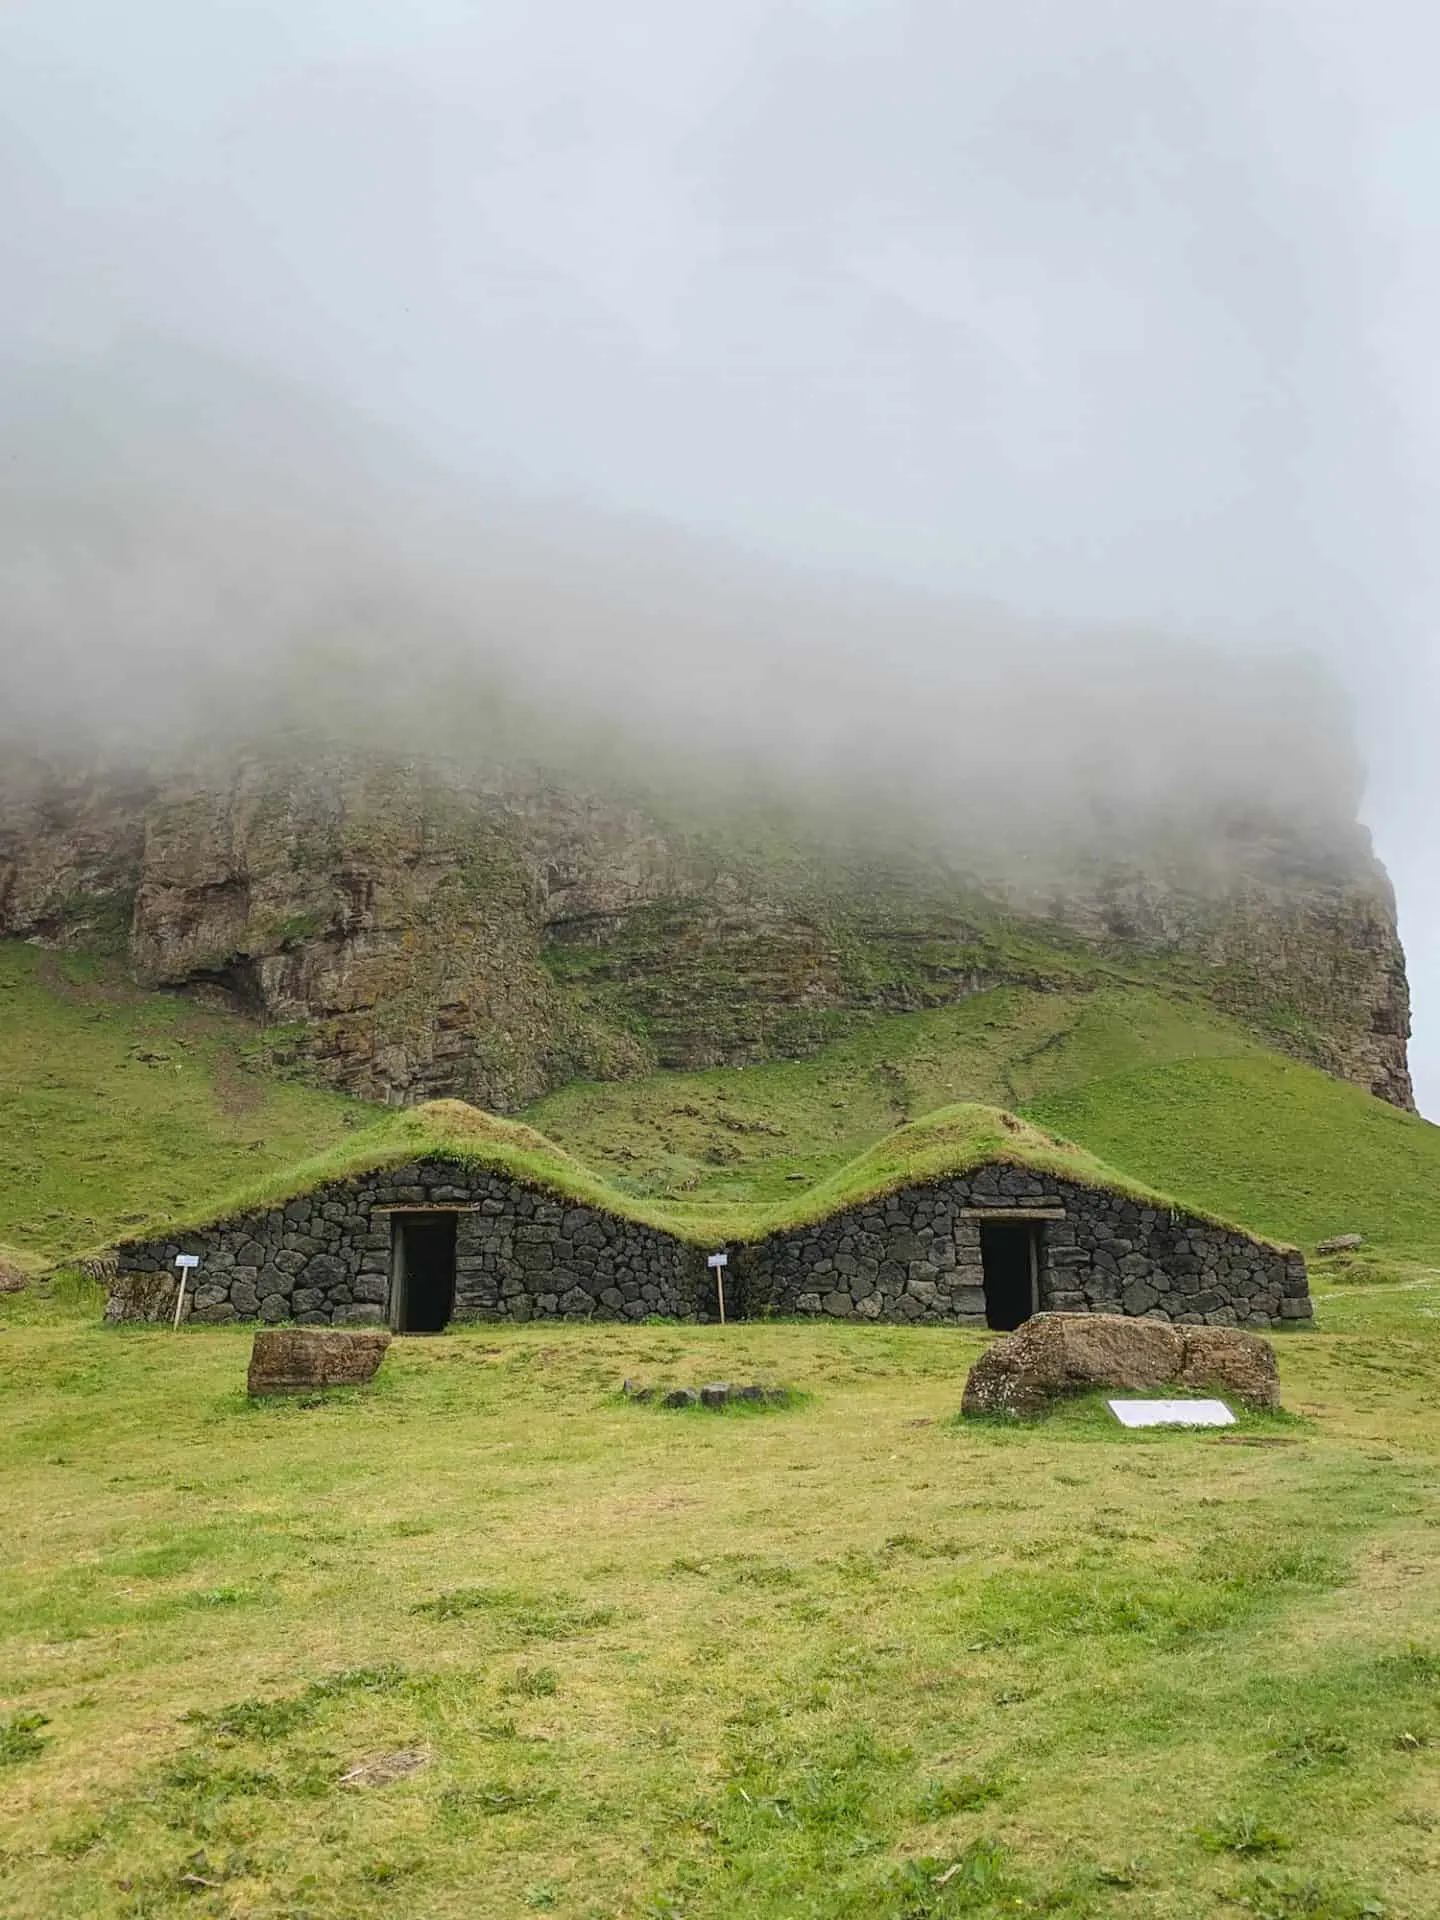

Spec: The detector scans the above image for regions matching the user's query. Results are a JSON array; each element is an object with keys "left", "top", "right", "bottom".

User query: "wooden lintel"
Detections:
[
  {"left": 959, "top": 1207, "right": 1067, "bottom": 1221},
  {"left": 370, "top": 1203, "right": 483, "bottom": 1214}
]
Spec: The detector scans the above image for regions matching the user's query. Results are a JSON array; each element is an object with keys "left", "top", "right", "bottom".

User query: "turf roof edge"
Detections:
[{"left": 111, "top": 1100, "right": 1293, "bottom": 1253}]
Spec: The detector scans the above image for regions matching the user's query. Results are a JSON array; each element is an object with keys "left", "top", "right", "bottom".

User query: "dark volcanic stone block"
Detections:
[{"left": 246, "top": 1328, "right": 391, "bottom": 1396}]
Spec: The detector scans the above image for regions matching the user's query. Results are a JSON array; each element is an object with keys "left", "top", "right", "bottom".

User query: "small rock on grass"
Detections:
[
  {"left": 246, "top": 1328, "right": 391, "bottom": 1397},
  {"left": 1315, "top": 1233, "right": 1364, "bottom": 1254},
  {"left": 339, "top": 1748, "right": 429, "bottom": 1789},
  {"left": 630, "top": 1381, "right": 793, "bottom": 1409}
]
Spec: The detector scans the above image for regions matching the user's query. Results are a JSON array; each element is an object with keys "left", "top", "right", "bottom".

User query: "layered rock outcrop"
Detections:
[{"left": 0, "top": 749, "right": 1413, "bottom": 1111}]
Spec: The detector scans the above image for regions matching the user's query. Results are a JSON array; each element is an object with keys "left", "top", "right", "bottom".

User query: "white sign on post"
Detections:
[
  {"left": 707, "top": 1252, "right": 728, "bottom": 1325},
  {"left": 173, "top": 1253, "right": 200, "bottom": 1331}
]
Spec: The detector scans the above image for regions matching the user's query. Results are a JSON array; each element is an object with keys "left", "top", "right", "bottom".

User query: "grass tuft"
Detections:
[
  {"left": 411, "top": 1587, "right": 616, "bottom": 1640},
  {"left": 183, "top": 1665, "right": 408, "bottom": 1743},
  {"left": 0, "top": 1711, "right": 49, "bottom": 1767},
  {"left": 1198, "top": 1812, "right": 1293, "bottom": 1858}
]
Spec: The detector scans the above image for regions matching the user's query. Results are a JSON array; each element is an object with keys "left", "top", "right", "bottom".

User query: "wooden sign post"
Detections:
[
  {"left": 172, "top": 1253, "right": 199, "bottom": 1331},
  {"left": 706, "top": 1251, "right": 728, "bottom": 1325}
]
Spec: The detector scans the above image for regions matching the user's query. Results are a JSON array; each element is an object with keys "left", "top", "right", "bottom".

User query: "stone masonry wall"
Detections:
[
  {"left": 732, "top": 1163, "right": 1310, "bottom": 1330},
  {"left": 111, "top": 1159, "right": 706, "bottom": 1325},
  {"left": 109, "top": 1157, "right": 1310, "bottom": 1331}
]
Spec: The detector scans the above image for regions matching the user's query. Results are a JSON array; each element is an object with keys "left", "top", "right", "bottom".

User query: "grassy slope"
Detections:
[
  {"left": 525, "top": 986, "right": 1264, "bottom": 1207},
  {"left": 1028, "top": 1055, "right": 1440, "bottom": 1260},
  {"left": 6, "top": 939, "right": 1440, "bottom": 1263},
  {"left": 2, "top": 1298, "right": 1439, "bottom": 1918},
  {"left": 529, "top": 985, "right": 1440, "bottom": 1258},
  {"left": 0, "top": 943, "right": 367, "bottom": 1265}
]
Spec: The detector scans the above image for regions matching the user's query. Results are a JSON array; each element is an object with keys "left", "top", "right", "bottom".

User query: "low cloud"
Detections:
[{"left": 0, "top": 341, "right": 1362, "bottom": 888}]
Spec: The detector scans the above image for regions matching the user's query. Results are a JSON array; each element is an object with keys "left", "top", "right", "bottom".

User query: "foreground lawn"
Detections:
[{"left": 2, "top": 1290, "right": 1439, "bottom": 1918}]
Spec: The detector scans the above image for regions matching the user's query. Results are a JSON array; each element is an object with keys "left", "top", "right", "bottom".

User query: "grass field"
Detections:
[{"left": 2, "top": 1282, "right": 1439, "bottom": 1919}]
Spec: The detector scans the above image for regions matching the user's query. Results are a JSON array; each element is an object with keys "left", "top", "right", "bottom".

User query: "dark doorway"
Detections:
[
  {"left": 391, "top": 1212, "right": 457, "bottom": 1333},
  {"left": 979, "top": 1220, "right": 1039, "bottom": 1331}
]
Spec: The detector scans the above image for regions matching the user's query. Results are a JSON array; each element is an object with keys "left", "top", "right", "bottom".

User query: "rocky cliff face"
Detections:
[
  {"left": 1003, "top": 832, "right": 1414, "bottom": 1109},
  {"left": 0, "top": 750, "right": 1413, "bottom": 1112}
]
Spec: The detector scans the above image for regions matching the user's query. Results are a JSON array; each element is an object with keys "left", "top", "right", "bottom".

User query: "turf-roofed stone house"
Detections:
[{"left": 109, "top": 1103, "right": 1311, "bottom": 1332}]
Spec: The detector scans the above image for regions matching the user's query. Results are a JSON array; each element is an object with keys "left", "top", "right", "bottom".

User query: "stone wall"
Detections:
[
  {"left": 109, "top": 1157, "right": 1310, "bottom": 1331},
  {"left": 111, "top": 1159, "right": 706, "bottom": 1326},
  {"left": 732, "top": 1163, "right": 1310, "bottom": 1330}
]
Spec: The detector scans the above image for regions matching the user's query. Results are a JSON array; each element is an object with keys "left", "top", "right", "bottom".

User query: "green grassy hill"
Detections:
[
  {"left": 526, "top": 985, "right": 1440, "bottom": 1262},
  {"left": 0, "top": 943, "right": 365, "bottom": 1267},
  {"left": 525, "top": 986, "right": 1256, "bottom": 1205},
  {"left": 3, "top": 938, "right": 1439, "bottom": 1269},
  {"left": 1027, "top": 1055, "right": 1440, "bottom": 1261}
]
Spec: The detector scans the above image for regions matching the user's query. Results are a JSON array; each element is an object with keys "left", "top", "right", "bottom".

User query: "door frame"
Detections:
[
  {"left": 387, "top": 1209, "right": 458, "bottom": 1332},
  {"left": 387, "top": 1212, "right": 408, "bottom": 1330},
  {"left": 974, "top": 1215, "right": 1049, "bottom": 1329}
]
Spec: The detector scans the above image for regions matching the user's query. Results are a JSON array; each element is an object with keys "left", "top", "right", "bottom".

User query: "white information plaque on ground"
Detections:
[{"left": 1107, "top": 1398, "right": 1236, "bottom": 1428}]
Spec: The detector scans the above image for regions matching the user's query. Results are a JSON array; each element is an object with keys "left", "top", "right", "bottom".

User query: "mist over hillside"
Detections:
[
  {"left": 2, "top": 0, "right": 1435, "bottom": 1110},
  {"left": 0, "top": 347, "right": 1411, "bottom": 1124},
  {"left": 0, "top": 343, "right": 1365, "bottom": 880}
]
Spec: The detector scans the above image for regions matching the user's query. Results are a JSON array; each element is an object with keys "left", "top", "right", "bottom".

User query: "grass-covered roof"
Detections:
[{"left": 119, "top": 1098, "right": 1286, "bottom": 1250}]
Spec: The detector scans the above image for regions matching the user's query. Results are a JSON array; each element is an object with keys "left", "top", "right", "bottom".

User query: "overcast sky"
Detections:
[{"left": 3, "top": 0, "right": 1436, "bottom": 1111}]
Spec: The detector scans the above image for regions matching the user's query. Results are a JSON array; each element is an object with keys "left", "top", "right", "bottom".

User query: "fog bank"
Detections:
[
  {"left": 2, "top": 0, "right": 1436, "bottom": 1102},
  {"left": 0, "top": 344, "right": 1362, "bottom": 873}
]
